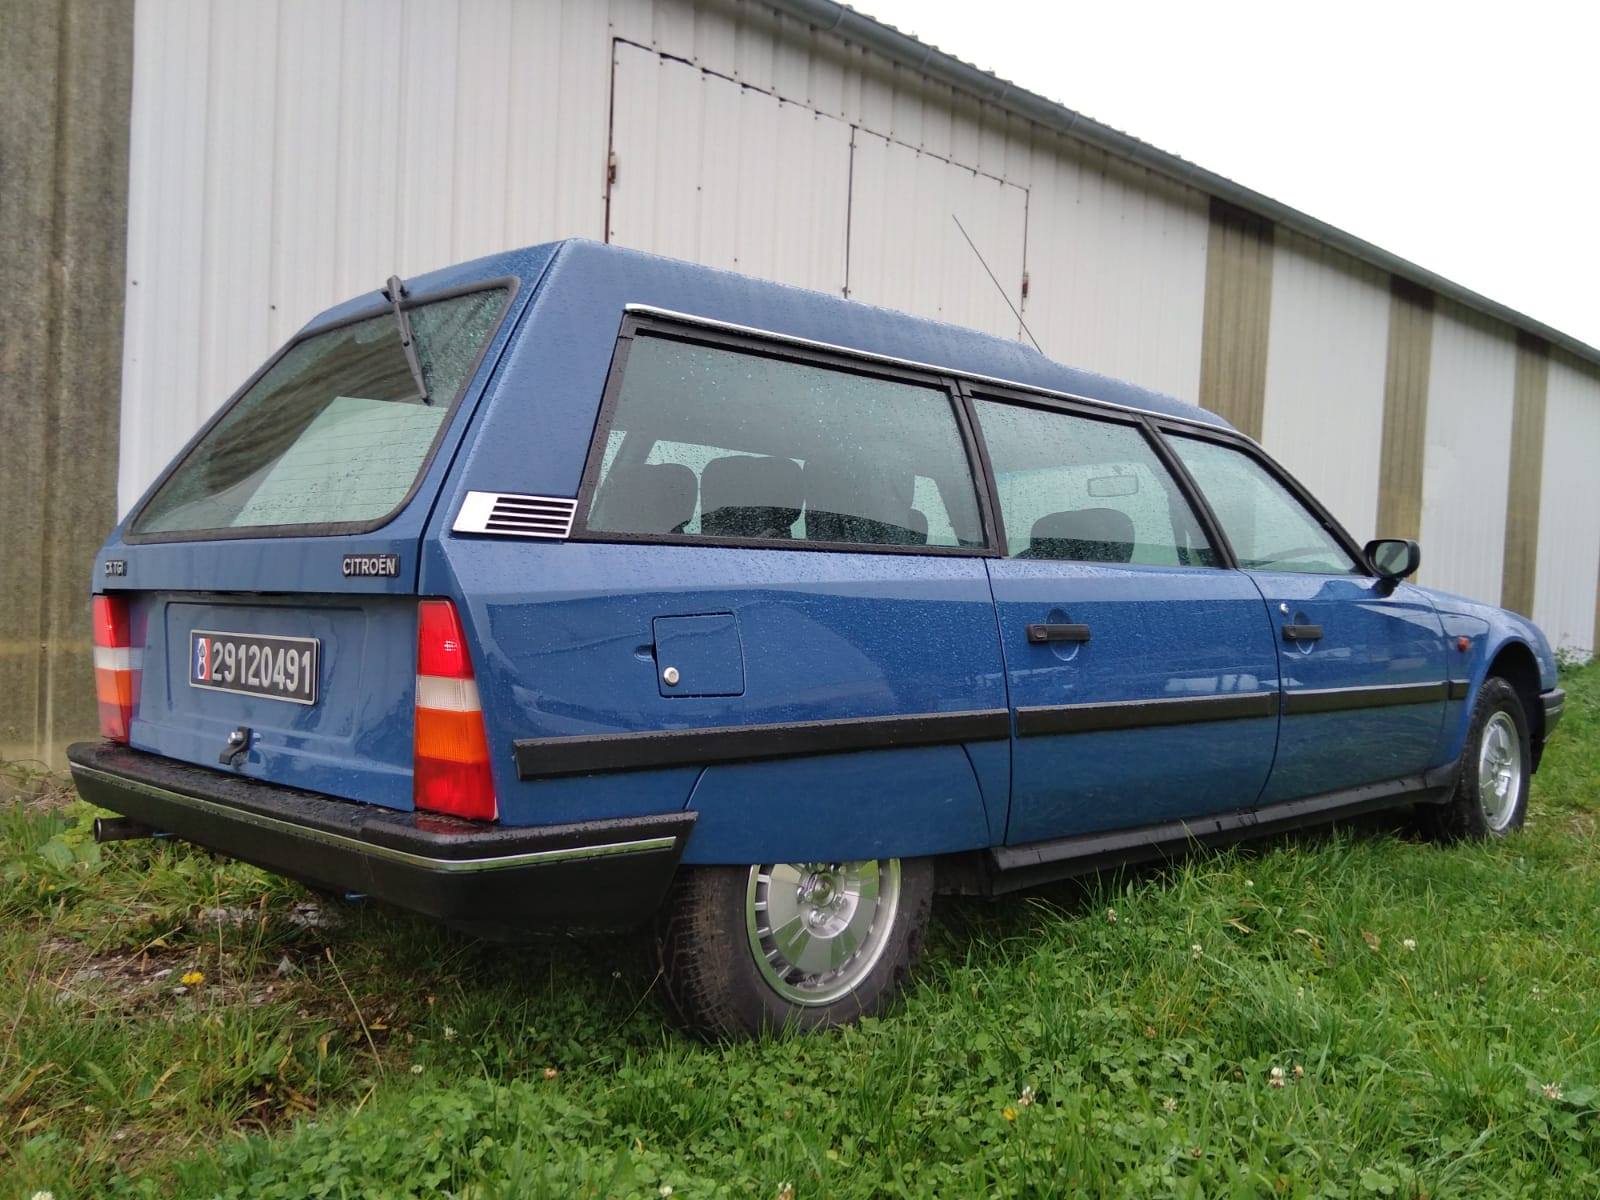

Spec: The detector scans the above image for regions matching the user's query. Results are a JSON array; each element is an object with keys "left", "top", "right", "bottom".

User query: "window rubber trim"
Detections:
[
  {"left": 123, "top": 277, "right": 521, "bottom": 545},
  {"left": 566, "top": 313, "right": 997, "bottom": 557}
]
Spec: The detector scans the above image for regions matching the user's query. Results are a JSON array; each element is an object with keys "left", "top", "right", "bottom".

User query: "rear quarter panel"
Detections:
[{"left": 429, "top": 540, "right": 1008, "bottom": 862}]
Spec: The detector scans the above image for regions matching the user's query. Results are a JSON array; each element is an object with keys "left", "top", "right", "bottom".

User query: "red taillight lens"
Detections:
[
  {"left": 413, "top": 599, "right": 497, "bottom": 821},
  {"left": 92, "top": 595, "right": 136, "bottom": 742}
]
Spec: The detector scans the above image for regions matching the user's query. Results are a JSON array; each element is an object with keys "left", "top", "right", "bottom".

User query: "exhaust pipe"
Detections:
[{"left": 93, "top": 816, "right": 162, "bottom": 843}]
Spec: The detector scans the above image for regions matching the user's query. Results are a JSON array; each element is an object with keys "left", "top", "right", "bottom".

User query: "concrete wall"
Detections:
[{"left": 0, "top": 1, "right": 134, "bottom": 764}]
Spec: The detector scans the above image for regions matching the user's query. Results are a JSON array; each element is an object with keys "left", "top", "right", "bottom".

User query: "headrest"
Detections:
[
  {"left": 590, "top": 462, "right": 697, "bottom": 535},
  {"left": 700, "top": 455, "right": 803, "bottom": 539},
  {"left": 1027, "top": 507, "right": 1136, "bottom": 563},
  {"left": 803, "top": 455, "right": 917, "bottom": 545}
]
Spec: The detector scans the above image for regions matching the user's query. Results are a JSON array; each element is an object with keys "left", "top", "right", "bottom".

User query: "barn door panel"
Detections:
[
  {"left": 606, "top": 41, "right": 852, "bottom": 296},
  {"left": 846, "top": 130, "right": 1030, "bottom": 340}
]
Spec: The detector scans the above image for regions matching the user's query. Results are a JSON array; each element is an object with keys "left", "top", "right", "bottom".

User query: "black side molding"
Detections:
[
  {"left": 514, "top": 708, "right": 1012, "bottom": 781},
  {"left": 1016, "top": 691, "right": 1276, "bottom": 737},
  {"left": 988, "top": 769, "right": 1453, "bottom": 893},
  {"left": 1448, "top": 680, "right": 1470, "bottom": 701},
  {"left": 1283, "top": 681, "right": 1449, "bottom": 715}
]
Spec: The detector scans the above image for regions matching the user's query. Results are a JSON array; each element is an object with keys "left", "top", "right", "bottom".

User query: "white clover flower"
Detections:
[
  {"left": 1018, "top": 1084, "right": 1035, "bottom": 1107},
  {"left": 443, "top": 1025, "right": 457, "bottom": 1041},
  {"left": 1402, "top": 938, "right": 1417, "bottom": 951},
  {"left": 31, "top": 1191, "right": 56, "bottom": 1200},
  {"left": 410, "top": 1063, "right": 424, "bottom": 1075},
  {"left": 1543, "top": 1082, "right": 1564, "bottom": 1101},
  {"left": 1268, "top": 1065, "right": 1286, "bottom": 1089},
  {"left": 1191, "top": 943, "right": 1203, "bottom": 960},
  {"left": 1105, "top": 908, "right": 1117, "bottom": 924},
  {"left": 1162, "top": 1096, "right": 1178, "bottom": 1113},
  {"left": 660, "top": 1186, "right": 674, "bottom": 1198}
]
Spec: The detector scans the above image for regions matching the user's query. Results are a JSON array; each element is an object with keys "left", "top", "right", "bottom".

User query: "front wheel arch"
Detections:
[{"left": 1485, "top": 639, "right": 1545, "bottom": 757}]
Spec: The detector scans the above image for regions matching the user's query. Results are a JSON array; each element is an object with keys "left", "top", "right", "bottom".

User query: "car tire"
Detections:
[
  {"left": 1420, "top": 675, "right": 1531, "bottom": 843},
  {"left": 654, "top": 857, "right": 933, "bottom": 1039}
]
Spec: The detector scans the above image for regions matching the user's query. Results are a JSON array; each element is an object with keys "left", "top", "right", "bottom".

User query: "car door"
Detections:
[
  {"left": 1162, "top": 429, "right": 1448, "bottom": 803},
  {"left": 971, "top": 393, "right": 1282, "bottom": 846}
]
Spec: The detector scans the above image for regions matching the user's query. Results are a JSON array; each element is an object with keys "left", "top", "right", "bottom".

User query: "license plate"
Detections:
[{"left": 189, "top": 631, "right": 319, "bottom": 705}]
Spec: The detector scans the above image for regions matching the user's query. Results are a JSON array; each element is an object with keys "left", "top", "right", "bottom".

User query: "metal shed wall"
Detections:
[
  {"left": 1418, "top": 303, "right": 1517, "bottom": 601},
  {"left": 119, "top": 0, "right": 1216, "bottom": 510},
  {"left": 120, "top": 0, "right": 615, "bottom": 513},
  {"left": 1533, "top": 357, "right": 1600, "bottom": 658},
  {"left": 1015, "top": 147, "right": 1209, "bottom": 402},
  {"left": 1260, "top": 234, "right": 1391, "bottom": 544}
]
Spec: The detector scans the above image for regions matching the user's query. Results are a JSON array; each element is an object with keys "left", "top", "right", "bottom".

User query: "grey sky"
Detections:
[{"left": 854, "top": 0, "right": 1600, "bottom": 350}]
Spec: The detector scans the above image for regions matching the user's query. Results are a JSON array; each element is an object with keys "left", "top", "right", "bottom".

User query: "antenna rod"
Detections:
[{"left": 952, "top": 214, "right": 1042, "bottom": 354}]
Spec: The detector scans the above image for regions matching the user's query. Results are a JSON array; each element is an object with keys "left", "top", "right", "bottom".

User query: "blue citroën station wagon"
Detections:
[{"left": 72, "top": 240, "right": 1566, "bottom": 1036}]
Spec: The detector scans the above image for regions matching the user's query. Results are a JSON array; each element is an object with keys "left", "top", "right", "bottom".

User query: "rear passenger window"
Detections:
[
  {"left": 974, "top": 399, "right": 1219, "bottom": 567},
  {"left": 584, "top": 336, "right": 984, "bottom": 549}
]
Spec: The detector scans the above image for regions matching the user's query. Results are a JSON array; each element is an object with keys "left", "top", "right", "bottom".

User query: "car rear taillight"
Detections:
[
  {"left": 413, "top": 599, "right": 497, "bottom": 821},
  {"left": 92, "top": 595, "right": 136, "bottom": 742}
]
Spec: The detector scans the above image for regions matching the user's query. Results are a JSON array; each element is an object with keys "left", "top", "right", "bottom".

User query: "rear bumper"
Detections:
[{"left": 67, "top": 742, "right": 694, "bottom": 934}]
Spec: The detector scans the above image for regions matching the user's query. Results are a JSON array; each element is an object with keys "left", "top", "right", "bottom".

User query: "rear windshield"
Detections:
[{"left": 131, "top": 287, "right": 509, "bottom": 537}]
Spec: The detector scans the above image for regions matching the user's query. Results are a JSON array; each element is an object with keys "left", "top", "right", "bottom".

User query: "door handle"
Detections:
[
  {"left": 1027, "top": 622, "right": 1091, "bottom": 644},
  {"left": 1282, "top": 623, "right": 1323, "bottom": 643}
]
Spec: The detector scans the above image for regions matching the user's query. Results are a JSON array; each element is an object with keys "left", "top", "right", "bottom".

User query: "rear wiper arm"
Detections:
[{"left": 382, "top": 275, "right": 430, "bottom": 404}]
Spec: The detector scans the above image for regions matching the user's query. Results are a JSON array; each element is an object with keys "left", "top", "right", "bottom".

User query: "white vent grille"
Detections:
[{"left": 453, "top": 492, "right": 578, "bottom": 540}]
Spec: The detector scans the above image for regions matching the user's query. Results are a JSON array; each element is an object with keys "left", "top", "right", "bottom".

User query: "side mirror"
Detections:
[{"left": 1364, "top": 538, "right": 1421, "bottom": 582}]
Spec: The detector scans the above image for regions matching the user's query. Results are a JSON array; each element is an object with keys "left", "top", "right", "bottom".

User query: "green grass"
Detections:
[{"left": 3, "top": 666, "right": 1598, "bottom": 1198}]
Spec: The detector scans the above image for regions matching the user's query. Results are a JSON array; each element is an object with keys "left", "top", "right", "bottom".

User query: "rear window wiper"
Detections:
[{"left": 382, "top": 275, "right": 430, "bottom": 404}]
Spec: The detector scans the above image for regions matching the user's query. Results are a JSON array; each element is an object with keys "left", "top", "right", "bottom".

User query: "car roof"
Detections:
[{"left": 306, "top": 238, "right": 1232, "bottom": 432}]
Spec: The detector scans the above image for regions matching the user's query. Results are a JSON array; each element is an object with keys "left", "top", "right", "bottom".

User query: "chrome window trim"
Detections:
[
  {"left": 621, "top": 303, "right": 1229, "bottom": 436},
  {"left": 73, "top": 764, "right": 676, "bottom": 873}
]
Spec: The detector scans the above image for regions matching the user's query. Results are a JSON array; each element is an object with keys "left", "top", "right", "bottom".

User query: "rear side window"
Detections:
[
  {"left": 584, "top": 336, "right": 984, "bottom": 549},
  {"left": 1166, "top": 436, "right": 1359, "bottom": 575},
  {"left": 132, "top": 288, "right": 509, "bottom": 536},
  {"left": 974, "top": 399, "right": 1219, "bottom": 567}
]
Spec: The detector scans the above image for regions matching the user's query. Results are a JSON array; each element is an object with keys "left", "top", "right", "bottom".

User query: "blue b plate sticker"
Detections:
[{"left": 190, "top": 630, "right": 319, "bottom": 705}]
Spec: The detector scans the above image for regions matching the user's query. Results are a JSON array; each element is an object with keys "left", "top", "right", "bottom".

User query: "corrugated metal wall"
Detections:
[
  {"left": 1019, "top": 149, "right": 1208, "bottom": 402},
  {"left": 120, "top": 0, "right": 614, "bottom": 515},
  {"left": 1261, "top": 234, "right": 1390, "bottom": 545},
  {"left": 844, "top": 129, "right": 1028, "bottom": 338},
  {"left": 1534, "top": 357, "right": 1600, "bottom": 658},
  {"left": 607, "top": 41, "right": 852, "bottom": 293},
  {"left": 117, "top": 0, "right": 1600, "bottom": 664},
  {"left": 1418, "top": 304, "right": 1517, "bottom": 600}
]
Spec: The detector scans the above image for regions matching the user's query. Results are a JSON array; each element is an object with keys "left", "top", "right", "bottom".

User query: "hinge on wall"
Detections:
[
  {"left": 1020, "top": 271, "right": 1030, "bottom": 302},
  {"left": 607, "top": 151, "right": 619, "bottom": 186}
]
